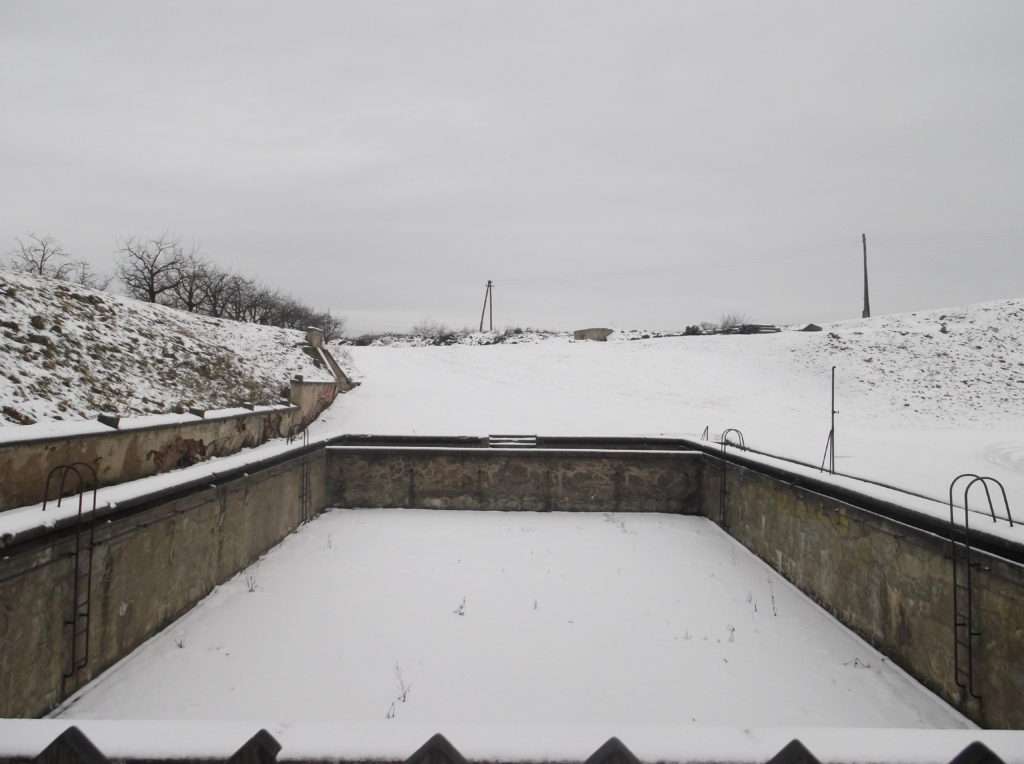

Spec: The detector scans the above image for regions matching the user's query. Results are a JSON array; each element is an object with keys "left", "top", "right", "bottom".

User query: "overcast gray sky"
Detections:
[{"left": 2, "top": 1, "right": 1022, "bottom": 332}]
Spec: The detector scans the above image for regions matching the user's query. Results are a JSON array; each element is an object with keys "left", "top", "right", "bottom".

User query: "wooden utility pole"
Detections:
[
  {"left": 479, "top": 280, "right": 494, "bottom": 332},
  {"left": 861, "top": 233, "right": 871, "bottom": 319}
]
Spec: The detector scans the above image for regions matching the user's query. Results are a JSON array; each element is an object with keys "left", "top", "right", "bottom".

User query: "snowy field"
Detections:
[
  {"left": 57, "top": 509, "right": 968, "bottom": 728},
  {"left": 321, "top": 300, "right": 1024, "bottom": 518}
]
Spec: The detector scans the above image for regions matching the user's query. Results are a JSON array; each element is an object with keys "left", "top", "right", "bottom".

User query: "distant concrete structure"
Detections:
[
  {"left": 573, "top": 328, "right": 614, "bottom": 342},
  {"left": 305, "top": 326, "right": 324, "bottom": 347}
]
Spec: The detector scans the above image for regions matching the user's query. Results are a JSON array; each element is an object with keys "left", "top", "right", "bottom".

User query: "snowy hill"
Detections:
[
  {"left": 0, "top": 270, "right": 335, "bottom": 426},
  {"left": 789, "top": 298, "right": 1024, "bottom": 423}
]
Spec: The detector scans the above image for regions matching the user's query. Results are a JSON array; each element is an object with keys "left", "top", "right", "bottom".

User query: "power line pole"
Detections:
[
  {"left": 861, "top": 233, "right": 871, "bottom": 319},
  {"left": 479, "top": 280, "right": 494, "bottom": 332}
]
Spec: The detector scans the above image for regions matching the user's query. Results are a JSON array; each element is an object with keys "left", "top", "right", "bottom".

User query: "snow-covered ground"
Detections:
[
  {"left": 322, "top": 298, "right": 1024, "bottom": 517},
  {"left": 56, "top": 509, "right": 968, "bottom": 728},
  {"left": 3, "top": 296, "right": 1020, "bottom": 551},
  {"left": 0, "top": 270, "right": 334, "bottom": 426}
]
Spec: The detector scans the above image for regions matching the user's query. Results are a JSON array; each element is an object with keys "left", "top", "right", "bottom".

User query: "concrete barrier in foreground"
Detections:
[{"left": 0, "top": 723, "right": 1018, "bottom": 764}]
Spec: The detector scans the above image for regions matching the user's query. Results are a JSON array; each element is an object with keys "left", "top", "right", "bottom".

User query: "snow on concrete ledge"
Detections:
[
  {"left": 117, "top": 412, "right": 203, "bottom": 430},
  {"left": 0, "top": 418, "right": 113, "bottom": 445},
  {"left": 204, "top": 406, "right": 259, "bottom": 420}
]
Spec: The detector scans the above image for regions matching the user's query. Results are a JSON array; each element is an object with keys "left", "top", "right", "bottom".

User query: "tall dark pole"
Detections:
[
  {"left": 862, "top": 233, "right": 871, "bottom": 319},
  {"left": 479, "top": 280, "right": 493, "bottom": 332}
]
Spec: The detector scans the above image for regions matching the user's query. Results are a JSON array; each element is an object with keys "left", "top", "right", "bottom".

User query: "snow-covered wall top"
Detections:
[{"left": 0, "top": 270, "right": 338, "bottom": 426}]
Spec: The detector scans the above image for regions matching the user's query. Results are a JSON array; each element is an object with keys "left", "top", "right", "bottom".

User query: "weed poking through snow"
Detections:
[
  {"left": 453, "top": 596, "right": 466, "bottom": 616},
  {"left": 395, "top": 663, "right": 411, "bottom": 702},
  {"left": 844, "top": 657, "right": 872, "bottom": 669},
  {"left": 245, "top": 574, "right": 258, "bottom": 593},
  {"left": 385, "top": 662, "right": 412, "bottom": 719}
]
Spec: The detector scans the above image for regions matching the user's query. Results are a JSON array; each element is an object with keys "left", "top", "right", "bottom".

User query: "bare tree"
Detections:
[
  {"left": 248, "top": 287, "right": 282, "bottom": 324},
  {"left": 201, "top": 267, "right": 233, "bottom": 317},
  {"left": 116, "top": 235, "right": 184, "bottom": 302},
  {"left": 224, "top": 274, "right": 257, "bottom": 321},
  {"left": 317, "top": 311, "right": 344, "bottom": 341},
  {"left": 66, "top": 260, "right": 113, "bottom": 290},
  {"left": 168, "top": 254, "right": 209, "bottom": 312},
  {"left": 7, "top": 234, "right": 73, "bottom": 278}
]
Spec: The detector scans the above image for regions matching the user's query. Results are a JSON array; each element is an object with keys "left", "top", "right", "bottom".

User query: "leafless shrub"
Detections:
[
  {"left": 394, "top": 663, "right": 410, "bottom": 702},
  {"left": 385, "top": 662, "right": 412, "bottom": 719},
  {"left": 411, "top": 320, "right": 451, "bottom": 338},
  {"left": 719, "top": 313, "right": 749, "bottom": 332}
]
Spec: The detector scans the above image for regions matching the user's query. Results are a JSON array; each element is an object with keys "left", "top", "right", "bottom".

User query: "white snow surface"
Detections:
[
  {"left": 0, "top": 270, "right": 334, "bottom": 426},
  {"left": 322, "top": 298, "right": 1024, "bottom": 526},
  {"left": 57, "top": 509, "right": 968, "bottom": 729}
]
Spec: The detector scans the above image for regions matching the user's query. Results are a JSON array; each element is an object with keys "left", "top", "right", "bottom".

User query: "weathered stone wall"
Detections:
[
  {"left": 0, "top": 448, "right": 327, "bottom": 718},
  {"left": 0, "top": 330, "right": 350, "bottom": 513},
  {"left": 289, "top": 379, "right": 339, "bottom": 427},
  {"left": 325, "top": 447, "right": 703, "bottom": 514},
  {"left": 4, "top": 440, "right": 1023, "bottom": 729},
  {"left": 0, "top": 407, "right": 304, "bottom": 512},
  {"left": 703, "top": 457, "right": 1024, "bottom": 729}
]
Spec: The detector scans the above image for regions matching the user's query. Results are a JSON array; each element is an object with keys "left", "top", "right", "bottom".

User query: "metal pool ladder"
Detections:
[
  {"left": 43, "top": 462, "right": 99, "bottom": 699},
  {"left": 948, "top": 473, "right": 1013, "bottom": 701}
]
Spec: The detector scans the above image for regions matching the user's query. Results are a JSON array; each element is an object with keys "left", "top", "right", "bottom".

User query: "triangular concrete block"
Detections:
[
  {"left": 34, "top": 727, "right": 107, "bottom": 764},
  {"left": 404, "top": 733, "right": 468, "bottom": 764},
  {"left": 227, "top": 729, "right": 282, "bottom": 764},
  {"left": 766, "top": 739, "right": 821, "bottom": 764},
  {"left": 949, "top": 741, "right": 1006, "bottom": 764},
  {"left": 583, "top": 737, "right": 641, "bottom": 764}
]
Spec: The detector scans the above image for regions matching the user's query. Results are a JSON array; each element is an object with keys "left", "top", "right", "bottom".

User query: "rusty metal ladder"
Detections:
[
  {"left": 948, "top": 474, "right": 1013, "bottom": 701},
  {"left": 43, "top": 463, "right": 99, "bottom": 699}
]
